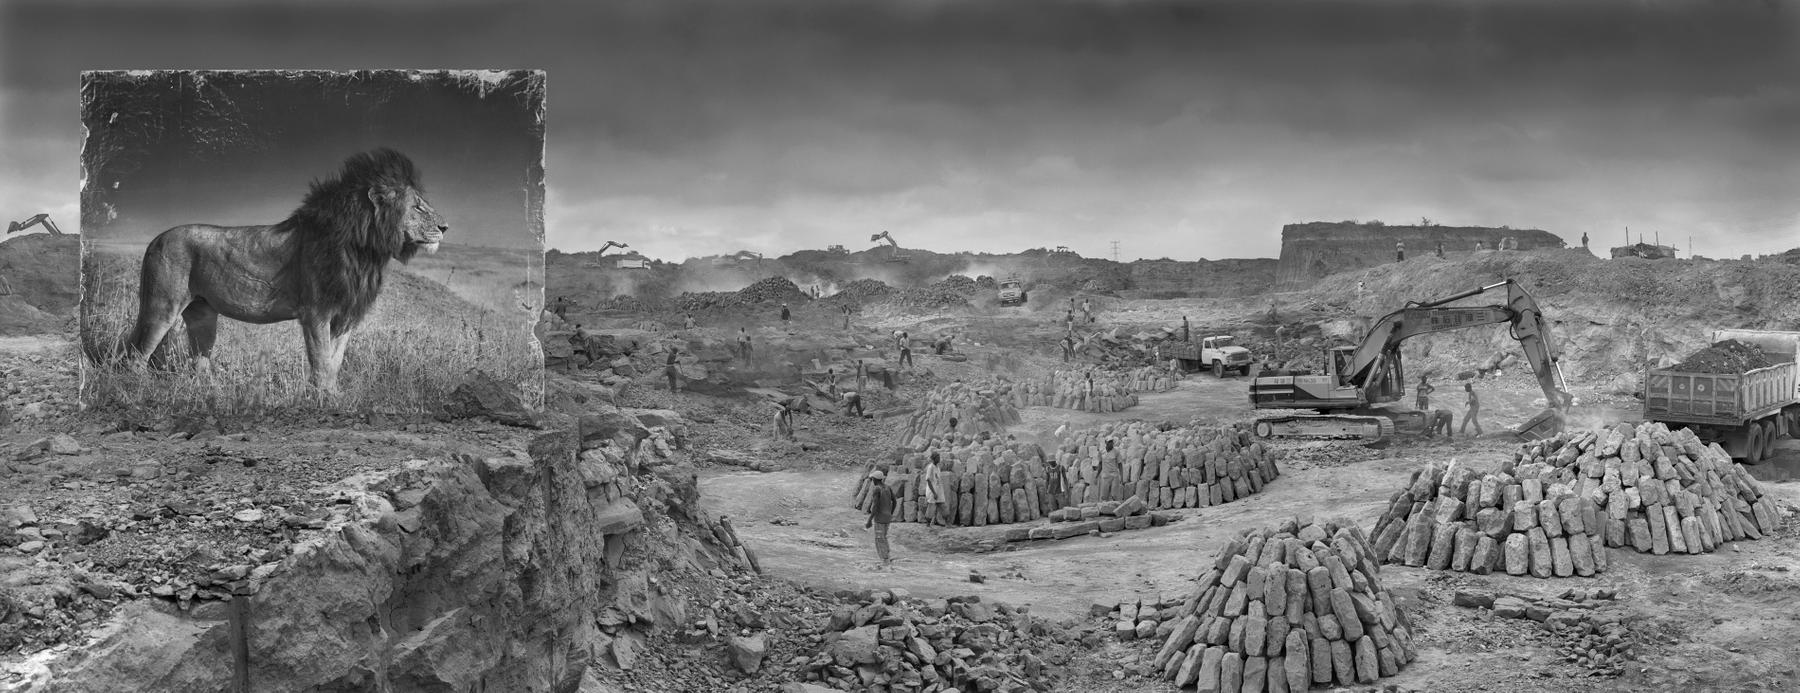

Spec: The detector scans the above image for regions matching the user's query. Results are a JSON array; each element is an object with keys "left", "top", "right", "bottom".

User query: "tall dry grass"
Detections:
[{"left": 79, "top": 243, "right": 544, "bottom": 417}]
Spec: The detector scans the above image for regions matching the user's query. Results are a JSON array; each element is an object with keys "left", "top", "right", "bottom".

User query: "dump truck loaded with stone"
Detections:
[{"left": 1642, "top": 329, "right": 1800, "bottom": 463}]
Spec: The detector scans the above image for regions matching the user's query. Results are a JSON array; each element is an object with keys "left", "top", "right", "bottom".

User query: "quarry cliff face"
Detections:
[
  {"left": 1275, "top": 222, "right": 1568, "bottom": 291},
  {"left": 26, "top": 411, "right": 733, "bottom": 693},
  {"left": 1124, "top": 258, "right": 1276, "bottom": 298}
]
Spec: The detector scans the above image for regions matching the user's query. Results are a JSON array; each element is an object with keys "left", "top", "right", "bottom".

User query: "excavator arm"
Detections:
[
  {"left": 1342, "top": 279, "right": 1571, "bottom": 418},
  {"left": 7, "top": 214, "right": 63, "bottom": 236}
]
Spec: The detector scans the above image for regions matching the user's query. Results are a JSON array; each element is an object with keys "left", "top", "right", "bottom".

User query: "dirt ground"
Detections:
[{"left": 705, "top": 365, "right": 1800, "bottom": 693}]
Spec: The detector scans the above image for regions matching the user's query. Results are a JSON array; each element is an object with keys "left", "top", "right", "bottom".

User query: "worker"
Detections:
[
  {"left": 771, "top": 401, "right": 794, "bottom": 441},
  {"left": 780, "top": 303, "right": 790, "bottom": 323},
  {"left": 1435, "top": 241, "right": 1444, "bottom": 258},
  {"left": 1459, "top": 382, "right": 1483, "bottom": 437},
  {"left": 683, "top": 312, "right": 696, "bottom": 330},
  {"left": 664, "top": 348, "right": 681, "bottom": 392},
  {"left": 1415, "top": 375, "right": 1434, "bottom": 411},
  {"left": 826, "top": 367, "right": 840, "bottom": 398},
  {"left": 737, "top": 328, "right": 752, "bottom": 362},
  {"left": 1182, "top": 316, "right": 1191, "bottom": 342},
  {"left": 841, "top": 304, "right": 852, "bottom": 330},
  {"left": 898, "top": 339, "right": 914, "bottom": 369},
  {"left": 855, "top": 359, "right": 868, "bottom": 392},
  {"left": 1065, "top": 309, "right": 1076, "bottom": 330},
  {"left": 1395, "top": 241, "right": 1406, "bottom": 262},
  {"left": 1429, "top": 409, "right": 1453, "bottom": 437},
  {"left": 551, "top": 296, "right": 569, "bottom": 320},
  {"left": 1060, "top": 335, "right": 1074, "bottom": 362},
  {"left": 920, "top": 452, "right": 944, "bottom": 526},
  {"left": 933, "top": 334, "right": 953, "bottom": 355},
  {"left": 864, "top": 470, "right": 895, "bottom": 568},
  {"left": 842, "top": 389, "right": 865, "bottom": 418},
  {"left": 1582, "top": 232, "right": 1589, "bottom": 248},
  {"left": 1044, "top": 452, "right": 1066, "bottom": 508},
  {"left": 1082, "top": 298, "right": 1094, "bottom": 324},
  {"left": 1475, "top": 240, "right": 1486, "bottom": 251}
]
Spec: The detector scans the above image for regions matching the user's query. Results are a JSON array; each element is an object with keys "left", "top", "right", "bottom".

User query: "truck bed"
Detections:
[{"left": 1643, "top": 361, "right": 1797, "bottom": 426}]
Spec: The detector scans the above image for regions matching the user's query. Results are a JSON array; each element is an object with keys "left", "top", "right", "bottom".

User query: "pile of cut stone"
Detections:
[
  {"left": 855, "top": 433, "right": 1052, "bottom": 527},
  {"left": 1453, "top": 587, "right": 1633, "bottom": 678},
  {"left": 1010, "top": 495, "right": 1182, "bottom": 542},
  {"left": 895, "top": 379, "right": 1022, "bottom": 448},
  {"left": 857, "top": 420, "right": 1279, "bottom": 528},
  {"left": 672, "top": 291, "right": 743, "bottom": 312},
  {"left": 1008, "top": 366, "right": 1174, "bottom": 414},
  {"left": 1052, "top": 421, "right": 1279, "bottom": 510},
  {"left": 1151, "top": 515, "right": 1417, "bottom": 691},
  {"left": 891, "top": 275, "right": 980, "bottom": 309},
  {"left": 830, "top": 278, "right": 892, "bottom": 302},
  {"left": 804, "top": 589, "right": 1061, "bottom": 693},
  {"left": 737, "top": 276, "right": 809, "bottom": 304},
  {"left": 1371, "top": 422, "right": 1781, "bottom": 578}
]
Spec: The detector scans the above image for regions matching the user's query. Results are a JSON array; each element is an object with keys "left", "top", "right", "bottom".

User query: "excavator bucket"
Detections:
[{"left": 1513, "top": 408, "right": 1564, "bottom": 441}]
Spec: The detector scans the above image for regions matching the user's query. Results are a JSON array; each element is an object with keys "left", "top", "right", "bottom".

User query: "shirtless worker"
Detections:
[{"left": 1460, "top": 382, "right": 1483, "bottom": 437}]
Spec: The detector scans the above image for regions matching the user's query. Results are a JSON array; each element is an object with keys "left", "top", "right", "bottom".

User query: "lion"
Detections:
[{"left": 123, "top": 148, "right": 447, "bottom": 394}]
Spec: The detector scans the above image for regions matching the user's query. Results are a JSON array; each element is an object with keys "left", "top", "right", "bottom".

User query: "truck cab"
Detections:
[
  {"left": 1199, "top": 336, "right": 1254, "bottom": 378},
  {"left": 997, "top": 277, "right": 1027, "bottom": 307}
]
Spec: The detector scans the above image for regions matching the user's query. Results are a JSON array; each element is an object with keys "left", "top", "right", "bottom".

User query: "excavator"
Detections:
[
  {"left": 1248, "top": 278, "right": 1573, "bottom": 442},
  {"left": 7, "top": 214, "right": 65, "bottom": 236},
  {"left": 869, "top": 231, "right": 909, "bottom": 263}
]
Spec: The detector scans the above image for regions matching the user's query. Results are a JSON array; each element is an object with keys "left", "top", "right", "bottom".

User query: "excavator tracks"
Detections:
[{"left": 1252, "top": 415, "right": 1396, "bottom": 441}]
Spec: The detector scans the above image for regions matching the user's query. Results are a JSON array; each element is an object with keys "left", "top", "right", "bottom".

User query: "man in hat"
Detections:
[{"left": 864, "top": 470, "right": 896, "bottom": 567}]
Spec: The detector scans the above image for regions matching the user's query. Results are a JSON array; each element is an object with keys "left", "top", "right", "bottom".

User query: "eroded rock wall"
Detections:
[
  {"left": 32, "top": 411, "right": 726, "bottom": 692},
  {"left": 1275, "top": 222, "right": 1567, "bottom": 291}
]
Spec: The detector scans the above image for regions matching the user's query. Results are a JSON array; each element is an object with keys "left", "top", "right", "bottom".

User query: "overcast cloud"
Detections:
[{"left": 3, "top": 0, "right": 1798, "bottom": 261}]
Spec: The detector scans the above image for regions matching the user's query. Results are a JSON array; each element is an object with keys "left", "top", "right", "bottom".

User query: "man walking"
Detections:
[
  {"left": 1460, "top": 382, "right": 1483, "bottom": 437},
  {"left": 737, "top": 328, "right": 752, "bottom": 362},
  {"left": 865, "top": 470, "right": 894, "bottom": 568},
  {"left": 899, "top": 340, "right": 914, "bottom": 369},
  {"left": 780, "top": 303, "right": 790, "bottom": 323},
  {"left": 1415, "top": 374, "right": 1434, "bottom": 411},
  {"left": 921, "top": 453, "right": 945, "bottom": 527}
]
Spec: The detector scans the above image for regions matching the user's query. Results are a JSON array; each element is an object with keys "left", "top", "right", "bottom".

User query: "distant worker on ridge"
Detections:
[{"left": 1395, "top": 240, "right": 1406, "bottom": 262}]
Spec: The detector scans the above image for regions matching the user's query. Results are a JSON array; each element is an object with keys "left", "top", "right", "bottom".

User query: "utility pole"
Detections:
[{"left": 1111, "top": 241, "right": 1120, "bottom": 262}]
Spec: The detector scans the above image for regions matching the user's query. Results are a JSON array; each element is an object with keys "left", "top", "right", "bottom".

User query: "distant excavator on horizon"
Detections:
[
  {"left": 869, "top": 230, "right": 910, "bottom": 263},
  {"left": 7, "top": 213, "right": 65, "bottom": 236}
]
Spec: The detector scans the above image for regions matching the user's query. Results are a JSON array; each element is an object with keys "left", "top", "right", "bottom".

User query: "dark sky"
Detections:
[
  {"left": 80, "top": 70, "right": 544, "bottom": 248},
  {"left": 4, "top": 0, "right": 1799, "bottom": 261}
]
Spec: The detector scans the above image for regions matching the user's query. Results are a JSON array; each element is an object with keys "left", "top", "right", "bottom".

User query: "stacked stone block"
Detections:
[
  {"left": 896, "top": 379, "right": 1022, "bottom": 449},
  {"left": 1009, "top": 365, "right": 1175, "bottom": 413},
  {"left": 1152, "top": 516, "right": 1417, "bottom": 692},
  {"left": 1371, "top": 422, "right": 1782, "bottom": 578}
]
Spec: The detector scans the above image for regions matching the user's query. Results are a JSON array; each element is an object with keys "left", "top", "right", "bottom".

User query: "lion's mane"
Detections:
[{"left": 274, "top": 148, "right": 425, "bottom": 337}]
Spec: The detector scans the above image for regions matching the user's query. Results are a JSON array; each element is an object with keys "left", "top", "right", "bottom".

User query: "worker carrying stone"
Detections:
[{"left": 864, "top": 470, "right": 894, "bottom": 568}]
